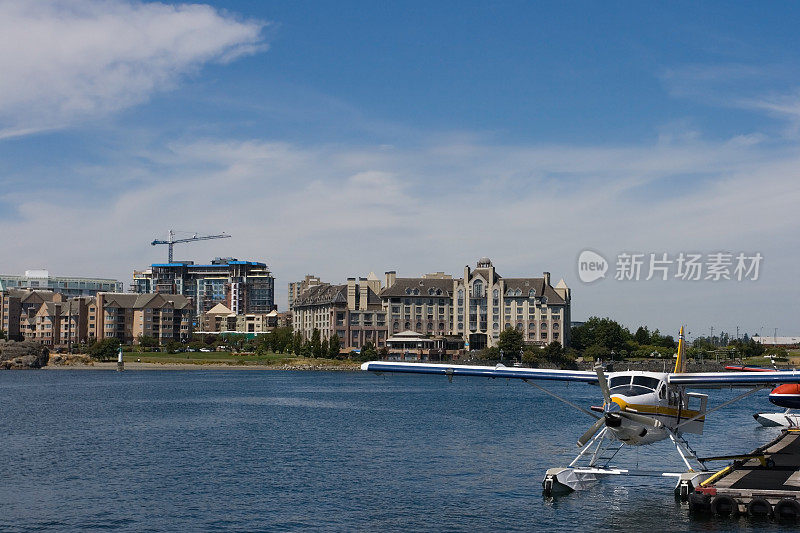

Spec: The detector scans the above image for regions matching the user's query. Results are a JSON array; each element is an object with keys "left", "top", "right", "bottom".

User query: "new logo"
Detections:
[{"left": 578, "top": 250, "right": 608, "bottom": 283}]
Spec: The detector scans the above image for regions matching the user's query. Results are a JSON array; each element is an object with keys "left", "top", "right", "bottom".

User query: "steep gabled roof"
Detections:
[
  {"left": 292, "top": 284, "right": 347, "bottom": 308},
  {"left": 502, "top": 278, "right": 565, "bottom": 304},
  {"left": 380, "top": 278, "right": 453, "bottom": 298},
  {"left": 102, "top": 293, "right": 138, "bottom": 309}
]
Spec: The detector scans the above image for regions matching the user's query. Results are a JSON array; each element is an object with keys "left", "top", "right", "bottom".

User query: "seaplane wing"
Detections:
[
  {"left": 668, "top": 370, "right": 800, "bottom": 388},
  {"left": 360, "top": 361, "right": 597, "bottom": 383}
]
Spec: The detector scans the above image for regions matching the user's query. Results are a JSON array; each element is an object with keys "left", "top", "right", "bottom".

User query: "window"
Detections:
[
  {"left": 493, "top": 322, "right": 499, "bottom": 331},
  {"left": 415, "top": 322, "right": 422, "bottom": 330},
  {"left": 472, "top": 280, "right": 483, "bottom": 297},
  {"left": 529, "top": 289, "right": 536, "bottom": 298}
]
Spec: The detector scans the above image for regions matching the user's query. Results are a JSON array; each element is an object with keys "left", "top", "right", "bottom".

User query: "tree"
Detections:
[
  {"left": 521, "top": 346, "right": 541, "bottom": 366},
  {"left": 310, "top": 328, "right": 322, "bottom": 358},
  {"left": 542, "top": 341, "right": 563, "bottom": 363},
  {"left": 0, "top": 329, "right": 5, "bottom": 340},
  {"left": 137, "top": 335, "right": 159, "bottom": 349},
  {"left": 583, "top": 344, "right": 610, "bottom": 362},
  {"left": 165, "top": 340, "right": 182, "bottom": 354},
  {"left": 352, "top": 341, "right": 378, "bottom": 362},
  {"left": 570, "top": 317, "right": 629, "bottom": 352},
  {"left": 88, "top": 338, "right": 120, "bottom": 361},
  {"left": 320, "top": 338, "right": 329, "bottom": 359},
  {"left": 292, "top": 332, "right": 303, "bottom": 355},
  {"left": 633, "top": 326, "right": 650, "bottom": 345},
  {"left": 498, "top": 327, "right": 524, "bottom": 362},
  {"left": 329, "top": 333, "right": 341, "bottom": 358}
]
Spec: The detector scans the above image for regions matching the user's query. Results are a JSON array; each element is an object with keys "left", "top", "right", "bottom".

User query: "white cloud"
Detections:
[
  {"left": 0, "top": 0, "right": 265, "bottom": 137},
  {"left": 2, "top": 134, "right": 800, "bottom": 336}
]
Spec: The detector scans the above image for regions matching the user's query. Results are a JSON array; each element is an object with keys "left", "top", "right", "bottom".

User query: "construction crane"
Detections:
[{"left": 151, "top": 230, "right": 231, "bottom": 263}]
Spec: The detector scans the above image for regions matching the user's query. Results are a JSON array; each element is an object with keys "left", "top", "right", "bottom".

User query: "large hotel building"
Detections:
[{"left": 291, "top": 258, "right": 571, "bottom": 354}]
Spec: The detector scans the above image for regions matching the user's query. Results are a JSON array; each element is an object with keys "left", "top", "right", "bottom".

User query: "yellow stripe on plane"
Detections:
[{"left": 611, "top": 397, "right": 705, "bottom": 421}]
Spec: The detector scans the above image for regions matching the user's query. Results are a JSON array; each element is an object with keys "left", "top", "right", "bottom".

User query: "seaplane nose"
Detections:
[{"left": 604, "top": 397, "right": 623, "bottom": 413}]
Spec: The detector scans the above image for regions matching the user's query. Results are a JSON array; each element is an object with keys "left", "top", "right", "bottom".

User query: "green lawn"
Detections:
[{"left": 123, "top": 351, "right": 357, "bottom": 367}]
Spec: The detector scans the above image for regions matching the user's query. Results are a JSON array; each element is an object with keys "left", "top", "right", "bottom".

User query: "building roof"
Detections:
[
  {"left": 134, "top": 293, "right": 192, "bottom": 309},
  {"left": 502, "top": 278, "right": 566, "bottom": 304},
  {"left": 20, "top": 290, "right": 58, "bottom": 304},
  {"left": 206, "top": 303, "right": 234, "bottom": 315},
  {"left": 102, "top": 293, "right": 139, "bottom": 308},
  {"left": 292, "top": 283, "right": 346, "bottom": 307},
  {"left": 380, "top": 278, "right": 453, "bottom": 298}
]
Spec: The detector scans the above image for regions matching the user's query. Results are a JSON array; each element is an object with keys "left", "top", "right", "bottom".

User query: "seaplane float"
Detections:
[{"left": 361, "top": 327, "right": 800, "bottom": 497}]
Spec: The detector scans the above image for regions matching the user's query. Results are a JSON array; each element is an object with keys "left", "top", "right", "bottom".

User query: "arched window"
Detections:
[
  {"left": 457, "top": 322, "right": 463, "bottom": 330},
  {"left": 404, "top": 321, "right": 410, "bottom": 330},
  {"left": 472, "top": 280, "right": 483, "bottom": 297},
  {"left": 516, "top": 323, "right": 523, "bottom": 331},
  {"left": 416, "top": 322, "right": 422, "bottom": 330},
  {"left": 439, "top": 322, "right": 445, "bottom": 330},
  {"left": 427, "top": 322, "right": 433, "bottom": 330},
  {"left": 493, "top": 322, "right": 499, "bottom": 331},
  {"left": 393, "top": 321, "right": 399, "bottom": 330},
  {"left": 529, "top": 322, "right": 535, "bottom": 330},
  {"left": 541, "top": 322, "right": 548, "bottom": 330},
  {"left": 553, "top": 323, "right": 559, "bottom": 330},
  {"left": 493, "top": 289, "right": 499, "bottom": 297}
]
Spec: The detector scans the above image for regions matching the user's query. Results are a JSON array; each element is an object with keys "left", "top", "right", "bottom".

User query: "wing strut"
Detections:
[
  {"left": 523, "top": 379, "right": 600, "bottom": 420},
  {"left": 675, "top": 386, "right": 766, "bottom": 430}
]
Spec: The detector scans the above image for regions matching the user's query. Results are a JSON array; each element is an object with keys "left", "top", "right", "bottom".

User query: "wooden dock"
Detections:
[{"left": 689, "top": 429, "right": 800, "bottom": 521}]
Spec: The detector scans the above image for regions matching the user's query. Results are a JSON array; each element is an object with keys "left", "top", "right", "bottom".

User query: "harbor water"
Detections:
[{"left": 0, "top": 370, "right": 787, "bottom": 531}]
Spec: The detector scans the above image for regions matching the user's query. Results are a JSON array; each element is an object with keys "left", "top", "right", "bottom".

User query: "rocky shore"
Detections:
[{"left": 0, "top": 340, "right": 50, "bottom": 369}]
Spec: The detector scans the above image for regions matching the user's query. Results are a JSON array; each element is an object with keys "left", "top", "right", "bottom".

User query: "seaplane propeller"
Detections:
[{"left": 576, "top": 365, "right": 663, "bottom": 447}]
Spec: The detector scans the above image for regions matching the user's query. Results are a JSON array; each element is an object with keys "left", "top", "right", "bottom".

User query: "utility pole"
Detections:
[
  {"left": 736, "top": 326, "right": 739, "bottom": 341},
  {"left": 710, "top": 326, "right": 714, "bottom": 346}
]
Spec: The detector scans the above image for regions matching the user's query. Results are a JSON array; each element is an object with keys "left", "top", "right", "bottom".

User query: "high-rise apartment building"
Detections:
[{"left": 132, "top": 258, "right": 275, "bottom": 316}]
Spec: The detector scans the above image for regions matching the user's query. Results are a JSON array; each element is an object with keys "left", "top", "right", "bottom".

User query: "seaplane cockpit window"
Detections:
[
  {"left": 608, "top": 375, "right": 660, "bottom": 398},
  {"left": 632, "top": 376, "right": 661, "bottom": 391},
  {"left": 609, "top": 376, "right": 631, "bottom": 389}
]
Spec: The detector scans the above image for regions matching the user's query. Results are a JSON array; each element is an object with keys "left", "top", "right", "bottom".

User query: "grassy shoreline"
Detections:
[{"left": 46, "top": 351, "right": 362, "bottom": 370}]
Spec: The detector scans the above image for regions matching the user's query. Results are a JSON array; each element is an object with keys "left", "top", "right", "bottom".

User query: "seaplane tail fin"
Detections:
[{"left": 673, "top": 325, "right": 687, "bottom": 374}]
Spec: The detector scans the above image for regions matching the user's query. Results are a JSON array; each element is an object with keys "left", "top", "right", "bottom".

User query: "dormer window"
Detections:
[{"left": 529, "top": 289, "right": 536, "bottom": 298}]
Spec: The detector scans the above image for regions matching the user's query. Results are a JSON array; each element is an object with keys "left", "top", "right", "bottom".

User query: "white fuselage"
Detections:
[{"left": 602, "top": 371, "right": 706, "bottom": 446}]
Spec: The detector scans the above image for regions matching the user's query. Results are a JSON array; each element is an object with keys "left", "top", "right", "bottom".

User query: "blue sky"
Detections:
[{"left": 1, "top": 0, "right": 799, "bottom": 337}]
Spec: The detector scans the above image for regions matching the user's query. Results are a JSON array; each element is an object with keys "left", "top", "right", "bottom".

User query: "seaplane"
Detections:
[
  {"left": 726, "top": 361, "right": 800, "bottom": 428},
  {"left": 361, "top": 327, "right": 800, "bottom": 497}
]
